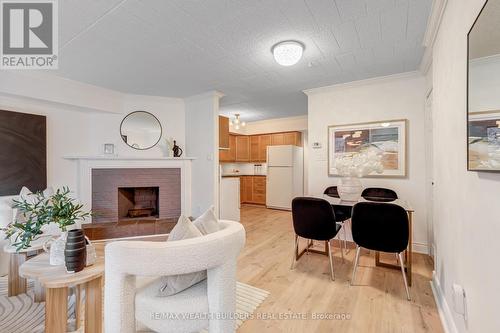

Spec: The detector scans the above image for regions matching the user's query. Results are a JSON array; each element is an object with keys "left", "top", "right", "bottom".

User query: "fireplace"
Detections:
[
  {"left": 91, "top": 168, "right": 181, "bottom": 223},
  {"left": 118, "top": 187, "right": 159, "bottom": 219}
]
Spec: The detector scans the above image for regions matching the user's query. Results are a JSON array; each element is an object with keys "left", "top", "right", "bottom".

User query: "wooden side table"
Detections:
[
  {"left": 3, "top": 236, "right": 51, "bottom": 299},
  {"left": 19, "top": 249, "right": 104, "bottom": 333}
]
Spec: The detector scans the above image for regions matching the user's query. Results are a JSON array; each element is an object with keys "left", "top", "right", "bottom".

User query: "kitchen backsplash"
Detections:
[{"left": 220, "top": 163, "right": 267, "bottom": 175}]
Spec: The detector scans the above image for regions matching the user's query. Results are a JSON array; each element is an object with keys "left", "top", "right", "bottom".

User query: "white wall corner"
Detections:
[
  {"left": 430, "top": 271, "right": 459, "bottom": 333},
  {"left": 419, "top": 0, "right": 449, "bottom": 74}
]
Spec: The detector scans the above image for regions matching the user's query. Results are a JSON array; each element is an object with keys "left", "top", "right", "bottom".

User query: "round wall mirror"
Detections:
[{"left": 120, "top": 111, "right": 162, "bottom": 150}]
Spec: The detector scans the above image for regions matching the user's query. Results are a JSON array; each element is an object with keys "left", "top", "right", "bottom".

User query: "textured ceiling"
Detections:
[{"left": 54, "top": 0, "right": 432, "bottom": 121}]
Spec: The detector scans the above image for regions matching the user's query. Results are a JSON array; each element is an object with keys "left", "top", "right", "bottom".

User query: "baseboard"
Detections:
[
  {"left": 430, "top": 271, "right": 458, "bottom": 333},
  {"left": 412, "top": 242, "right": 429, "bottom": 254}
]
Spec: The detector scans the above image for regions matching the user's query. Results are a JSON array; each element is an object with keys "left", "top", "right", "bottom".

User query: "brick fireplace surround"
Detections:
[{"left": 91, "top": 168, "right": 181, "bottom": 223}]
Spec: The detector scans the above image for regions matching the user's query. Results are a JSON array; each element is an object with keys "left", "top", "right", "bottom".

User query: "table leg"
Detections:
[
  {"left": 75, "top": 285, "right": 83, "bottom": 330},
  {"left": 407, "top": 211, "right": 413, "bottom": 286},
  {"left": 33, "top": 281, "right": 46, "bottom": 302},
  {"left": 46, "top": 287, "right": 68, "bottom": 333},
  {"left": 85, "top": 276, "right": 103, "bottom": 333},
  {"left": 8, "top": 253, "right": 27, "bottom": 297}
]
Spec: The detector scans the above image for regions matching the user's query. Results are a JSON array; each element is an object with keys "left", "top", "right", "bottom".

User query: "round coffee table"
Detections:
[{"left": 19, "top": 246, "right": 104, "bottom": 333}]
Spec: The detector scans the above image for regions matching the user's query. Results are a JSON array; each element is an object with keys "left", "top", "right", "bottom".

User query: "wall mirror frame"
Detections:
[
  {"left": 120, "top": 111, "right": 162, "bottom": 150},
  {"left": 467, "top": 0, "right": 500, "bottom": 172}
]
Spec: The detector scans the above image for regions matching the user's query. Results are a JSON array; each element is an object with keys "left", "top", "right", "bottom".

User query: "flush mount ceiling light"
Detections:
[
  {"left": 272, "top": 41, "right": 304, "bottom": 66},
  {"left": 229, "top": 114, "right": 246, "bottom": 130}
]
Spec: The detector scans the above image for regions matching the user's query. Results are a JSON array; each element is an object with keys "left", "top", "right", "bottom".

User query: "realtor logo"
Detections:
[{"left": 1, "top": 0, "right": 58, "bottom": 69}]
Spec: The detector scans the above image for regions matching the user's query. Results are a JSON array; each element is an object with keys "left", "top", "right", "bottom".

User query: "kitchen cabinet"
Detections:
[
  {"left": 220, "top": 134, "right": 236, "bottom": 162},
  {"left": 259, "top": 135, "right": 271, "bottom": 161},
  {"left": 235, "top": 136, "right": 250, "bottom": 161},
  {"left": 219, "top": 116, "right": 229, "bottom": 149},
  {"left": 250, "top": 136, "right": 260, "bottom": 162},
  {"left": 239, "top": 176, "right": 266, "bottom": 205},
  {"left": 252, "top": 176, "right": 266, "bottom": 204},
  {"left": 220, "top": 131, "right": 301, "bottom": 163},
  {"left": 271, "top": 133, "right": 285, "bottom": 145},
  {"left": 283, "top": 132, "right": 301, "bottom": 146}
]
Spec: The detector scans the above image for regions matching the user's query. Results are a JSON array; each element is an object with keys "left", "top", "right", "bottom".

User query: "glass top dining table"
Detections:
[
  {"left": 320, "top": 195, "right": 414, "bottom": 213},
  {"left": 318, "top": 194, "right": 415, "bottom": 286}
]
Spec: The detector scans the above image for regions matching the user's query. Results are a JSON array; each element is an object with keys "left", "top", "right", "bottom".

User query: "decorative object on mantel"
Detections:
[
  {"left": 2, "top": 187, "right": 91, "bottom": 267},
  {"left": 164, "top": 137, "right": 175, "bottom": 157},
  {"left": 328, "top": 119, "right": 407, "bottom": 178},
  {"left": 64, "top": 229, "right": 86, "bottom": 273},
  {"left": 172, "top": 140, "right": 183, "bottom": 157},
  {"left": 334, "top": 149, "right": 384, "bottom": 201},
  {"left": 120, "top": 111, "right": 162, "bottom": 150},
  {"left": 103, "top": 143, "right": 115, "bottom": 155}
]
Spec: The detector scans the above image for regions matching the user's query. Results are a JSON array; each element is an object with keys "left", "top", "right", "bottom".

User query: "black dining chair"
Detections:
[
  {"left": 361, "top": 187, "right": 398, "bottom": 202},
  {"left": 291, "top": 197, "right": 342, "bottom": 281},
  {"left": 323, "top": 186, "right": 351, "bottom": 254},
  {"left": 350, "top": 202, "right": 411, "bottom": 300}
]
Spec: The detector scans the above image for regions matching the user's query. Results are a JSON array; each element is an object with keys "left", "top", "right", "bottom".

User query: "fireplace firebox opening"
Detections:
[{"left": 118, "top": 187, "right": 159, "bottom": 219}]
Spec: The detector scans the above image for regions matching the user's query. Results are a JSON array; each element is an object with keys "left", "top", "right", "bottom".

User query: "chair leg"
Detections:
[
  {"left": 327, "top": 241, "right": 335, "bottom": 281},
  {"left": 351, "top": 246, "right": 361, "bottom": 285},
  {"left": 398, "top": 252, "right": 411, "bottom": 301},
  {"left": 290, "top": 235, "right": 299, "bottom": 270},
  {"left": 344, "top": 219, "right": 351, "bottom": 254}
]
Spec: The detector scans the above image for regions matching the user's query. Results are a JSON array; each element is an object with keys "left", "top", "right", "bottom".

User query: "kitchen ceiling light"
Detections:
[
  {"left": 272, "top": 41, "right": 304, "bottom": 66},
  {"left": 229, "top": 114, "right": 246, "bottom": 129}
]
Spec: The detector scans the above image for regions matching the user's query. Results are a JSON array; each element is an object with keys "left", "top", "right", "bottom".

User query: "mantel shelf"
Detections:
[{"left": 63, "top": 155, "right": 196, "bottom": 161}]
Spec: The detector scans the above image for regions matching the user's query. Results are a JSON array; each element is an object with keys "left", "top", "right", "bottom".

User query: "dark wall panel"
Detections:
[{"left": 0, "top": 110, "right": 47, "bottom": 196}]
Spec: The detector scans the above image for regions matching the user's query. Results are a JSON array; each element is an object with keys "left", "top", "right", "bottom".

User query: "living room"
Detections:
[{"left": 1, "top": 1, "right": 500, "bottom": 333}]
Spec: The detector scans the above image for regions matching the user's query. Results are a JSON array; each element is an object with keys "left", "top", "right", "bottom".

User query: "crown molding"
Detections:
[
  {"left": 303, "top": 71, "right": 421, "bottom": 95},
  {"left": 419, "top": 0, "right": 449, "bottom": 74}
]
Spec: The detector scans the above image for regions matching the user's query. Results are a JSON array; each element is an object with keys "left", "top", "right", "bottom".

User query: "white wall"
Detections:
[
  {"left": 185, "top": 92, "right": 221, "bottom": 217},
  {"left": 305, "top": 73, "right": 428, "bottom": 253},
  {"left": 0, "top": 72, "right": 185, "bottom": 201},
  {"left": 430, "top": 0, "right": 500, "bottom": 332}
]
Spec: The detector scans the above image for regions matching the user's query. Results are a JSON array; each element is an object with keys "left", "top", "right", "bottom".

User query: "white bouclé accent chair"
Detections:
[{"left": 104, "top": 220, "right": 245, "bottom": 333}]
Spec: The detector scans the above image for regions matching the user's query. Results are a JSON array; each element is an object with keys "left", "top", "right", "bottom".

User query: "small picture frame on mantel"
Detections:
[{"left": 103, "top": 143, "right": 115, "bottom": 155}]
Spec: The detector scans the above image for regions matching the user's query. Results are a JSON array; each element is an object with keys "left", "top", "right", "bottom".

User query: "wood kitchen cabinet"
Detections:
[
  {"left": 239, "top": 176, "right": 266, "bottom": 205},
  {"left": 258, "top": 135, "right": 271, "bottom": 162},
  {"left": 219, "top": 116, "right": 229, "bottom": 149},
  {"left": 271, "top": 133, "right": 285, "bottom": 145},
  {"left": 250, "top": 136, "right": 260, "bottom": 162},
  {"left": 235, "top": 136, "right": 250, "bottom": 161},
  {"left": 283, "top": 132, "right": 301, "bottom": 146},
  {"left": 219, "top": 131, "right": 301, "bottom": 163},
  {"left": 220, "top": 134, "right": 236, "bottom": 162}
]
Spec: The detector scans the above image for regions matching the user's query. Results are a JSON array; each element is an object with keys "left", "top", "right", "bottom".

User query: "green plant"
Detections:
[
  {"left": 50, "top": 187, "right": 91, "bottom": 232},
  {"left": 2, "top": 187, "right": 91, "bottom": 251}
]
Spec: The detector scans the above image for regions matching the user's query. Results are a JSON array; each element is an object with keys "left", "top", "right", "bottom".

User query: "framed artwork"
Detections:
[
  {"left": 467, "top": 111, "right": 500, "bottom": 170},
  {"left": 328, "top": 119, "right": 407, "bottom": 177}
]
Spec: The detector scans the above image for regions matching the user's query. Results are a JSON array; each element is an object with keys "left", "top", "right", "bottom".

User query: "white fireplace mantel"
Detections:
[{"left": 64, "top": 155, "right": 194, "bottom": 220}]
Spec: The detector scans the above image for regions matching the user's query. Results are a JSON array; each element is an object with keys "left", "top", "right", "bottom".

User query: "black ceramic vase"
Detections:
[{"left": 64, "top": 229, "right": 86, "bottom": 273}]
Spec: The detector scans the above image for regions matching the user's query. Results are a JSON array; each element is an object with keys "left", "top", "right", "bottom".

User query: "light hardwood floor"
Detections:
[{"left": 236, "top": 205, "right": 443, "bottom": 333}]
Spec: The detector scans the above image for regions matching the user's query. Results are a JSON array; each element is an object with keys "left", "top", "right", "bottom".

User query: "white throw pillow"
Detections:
[
  {"left": 193, "top": 205, "right": 220, "bottom": 235},
  {"left": 158, "top": 215, "right": 206, "bottom": 296},
  {"left": 14, "top": 186, "right": 54, "bottom": 223}
]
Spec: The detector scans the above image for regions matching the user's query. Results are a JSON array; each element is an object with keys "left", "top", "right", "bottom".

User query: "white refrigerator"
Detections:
[{"left": 266, "top": 145, "right": 303, "bottom": 210}]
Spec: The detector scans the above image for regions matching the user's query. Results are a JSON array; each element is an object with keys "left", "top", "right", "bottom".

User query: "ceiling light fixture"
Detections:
[
  {"left": 272, "top": 40, "right": 304, "bottom": 66},
  {"left": 229, "top": 114, "right": 246, "bottom": 130}
]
